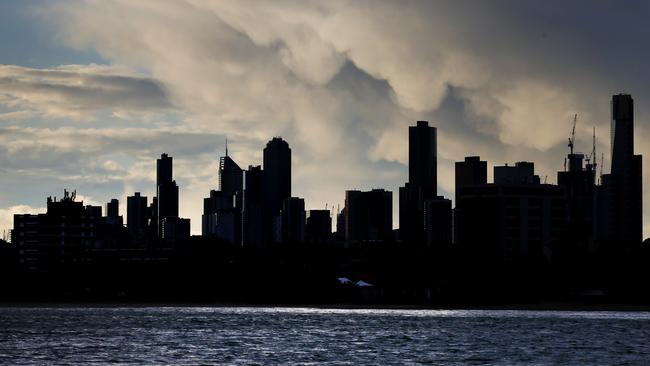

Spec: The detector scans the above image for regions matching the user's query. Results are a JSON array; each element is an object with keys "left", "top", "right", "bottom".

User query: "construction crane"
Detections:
[
  {"left": 568, "top": 114, "right": 577, "bottom": 154},
  {"left": 586, "top": 127, "right": 596, "bottom": 165}
]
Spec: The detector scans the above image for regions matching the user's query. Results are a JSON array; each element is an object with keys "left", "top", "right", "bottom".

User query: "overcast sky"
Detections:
[{"left": 1, "top": 0, "right": 650, "bottom": 236}]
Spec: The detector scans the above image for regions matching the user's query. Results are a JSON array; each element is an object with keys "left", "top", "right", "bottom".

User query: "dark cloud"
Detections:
[{"left": 2, "top": 1, "right": 650, "bottom": 235}]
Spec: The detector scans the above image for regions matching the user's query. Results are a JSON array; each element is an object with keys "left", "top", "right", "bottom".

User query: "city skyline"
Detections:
[
  {"left": 1, "top": 100, "right": 646, "bottom": 237},
  {"left": 3, "top": 1, "right": 650, "bottom": 237},
  {"left": 7, "top": 93, "right": 642, "bottom": 249}
]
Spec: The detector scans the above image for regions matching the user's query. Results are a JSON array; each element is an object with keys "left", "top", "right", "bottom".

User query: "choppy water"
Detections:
[{"left": 0, "top": 307, "right": 649, "bottom": 365}]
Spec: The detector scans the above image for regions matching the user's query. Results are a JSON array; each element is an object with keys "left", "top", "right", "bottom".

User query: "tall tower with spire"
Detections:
[{"left": 202, "top": 139, "right": 244, "bottom": 243}]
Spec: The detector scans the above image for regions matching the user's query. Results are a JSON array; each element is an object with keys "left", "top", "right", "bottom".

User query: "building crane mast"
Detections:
[{"left": 568, "top": 114, "right": 577, "bottom": 155}]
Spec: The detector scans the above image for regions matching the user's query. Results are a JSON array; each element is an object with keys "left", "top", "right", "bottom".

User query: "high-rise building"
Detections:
[
  {"left": 203, "top": 146, "right": 243, "bottom": 243},
  {"left": 455, "top": 156, "right": 487, "bottom": 203},
  {"left": 127, "top": 192, "right": 148, "bottom": 239},
  {"left": 494, "top": 162, "right": 540, "bottom": 185},
  {"left": 345, "top": 189, "right": 393, "bottom": 242},
  {"left": 157, "top": 153, "right": 179, "bottom": 237},
  {"left": 263, "top": 137, "right": 291, "bottom": 243},
  {"left": 598, "top": 94, "right": 643, "bottom": 244},
  {"left": 219, "top": 144, "right": 243, "bottom": 197},
  {"left": 456, "top": 162, "right": 568, "bottom": 263},
  {"left": 306, "top": 210, "right": 332, "bottom": 243},
  {"left": 105, "top": 198, "right": 122, "bottom": 227},
  {"left": 13, "top": 190, "right": 104, "bottom": 273},
  {"left": 454, "top": 156, "right": 488, "bottom": 244},
  {"left": 281, "top": 197, "right": 306, "bottom": 243},
  {"left": 557, "top": 148, "right": 596, "bottom": 251},
  {"left": 242, "top": 165, "right": 264, "bottom": 248},
  {"left": 424, "top": 197, "right": 452, "bottom": 248},
  {"left": 409, "top": 121, "right": 437, "bottom": 191},
  {"left": 400, "top": 121, "right": 438, "bottom": 244},
  {"left": 161, "top": 217, "right": 191, "bottom": 240},
  {"left": 106, "top": 199, "right": 119, "bottom": 219}
]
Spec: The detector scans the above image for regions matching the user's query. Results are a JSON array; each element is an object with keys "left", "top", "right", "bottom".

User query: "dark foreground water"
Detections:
[{"left": 1, "top": 307, "right": 649, "bottom": 365}]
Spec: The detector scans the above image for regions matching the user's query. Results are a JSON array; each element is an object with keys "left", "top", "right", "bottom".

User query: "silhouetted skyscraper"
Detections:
[
  {"left": 346, "top": 189, "right": 393, "bottom": 241},
  {"left": 456, "top": 163, "right": 567, "bottom": 263},
  {"left": 106, "top": 199, "right": 119, "bottom": 219},
  {"left": 494, "top": 162, "right": 540, "bottom": 185},
  {"left": 127, "top": 192, "right": 148, "bottom": 239},
  {"left": 203, "top": 146, "right": 244, "bottom": 243},
  {"left": 400, "top": 121, "right": 438, "bottom": 244},
  {"left": 263, "top": 137, "right": 291, "bottom": 243},
  {"left": 220, "top": 145, "right": 243, "bottom": 197},
  {"left": 409, "top": 121, "right": 437, "bottom": 191},
  {"left": 161, "top": 217, "right": 190, "bottom": 240},
  {"left": 599, "top": 94, "right": 643, "bottom": 244},
  {"left": 242, "top": 165, "right": 264, "bottom": 248},
  {"left": 157, "top": 153, "right": 179, "bottom": 238},
  {"left": 611, "top": 94, "right": 635, "bottom": 175},
  {"left": 455, "top": 156, "right": 487, "bottom": 203},
  {"left": 306, "top": 210, "right": 332, "bottom": 243},
  {"left": 558, "top": 148, "right": 596, "bottom": 251},
  {"left": 13, "top": 190, "right": 104, "bottom": 273},
  {"left": 281, "top": 197, "right": 306, "bottom": 243}
]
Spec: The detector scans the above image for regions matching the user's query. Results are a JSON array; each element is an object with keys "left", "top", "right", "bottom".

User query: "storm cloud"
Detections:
[{"left": 1, "top": 0, "right": 650, "bottom": 236}]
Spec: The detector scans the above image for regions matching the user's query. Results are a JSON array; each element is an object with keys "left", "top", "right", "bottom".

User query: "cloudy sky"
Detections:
[{"left": 1, "top": 0, "right": 650, "bottom": 236}]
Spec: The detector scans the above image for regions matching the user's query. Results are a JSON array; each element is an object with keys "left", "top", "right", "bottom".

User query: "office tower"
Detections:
[
  {"left": 611, "top": 94, "right": 635, "bottom": 175},
  {"left": 220, "top": 145, "right": 243, "bottom": 196},
  {"left": 493, "top": 162, "right": 541, "bottom": 185},
  {"left": 335, "top": 209, "right": 346, "bottom": 241},
  {"left": 599, "top": 94, "right": 643, "bottom": 244},
  {"left": 281, "top": 197, "right": 306, "bottom": 243},
  {"left": 400, "top": 121, "right": 438, "bottom": 244},
  {"left": 85, "top": 205, "right": 102, "bottom": 217},
  {"left": 161, "top": 217, "right": 191, "bottom": 240},
  {"left": 263, "top": 137, "right": 291, "bottom": 243},
  {"left": 106, "top": 199, "right": 119, "bottom": 219},
  {"left": 147, "top": 196, "right": 158, "bottom": 239},
  {"left": 13, "top": 190, "right": 103, "bottom": 273},
  {"left": 306, "top": 210, "right": 332, "bottom": 243},
  {"left": 456, "top": 162, "right": 567, "bottom": 263},
  {"left": 455, "top": 156, "right": 487, "bottom": 203},
  {"left": 127, "top": 192, "right": 148, "bottom": 239},
  {"left": 345, "top": 189, "right": 393, "bottom": 242},
  {"left": 203, "top": 189, "right": 241, "bottom": 243},
  {"left": 203, "top": 147, "right": 243, "bottom": 243},
  {"left": 409, "top": 121, "right": 437, "bottom": 191},
  {"left": 242, "top": 165, "right": 264, "bottom": 248},
  {"left": 105, "top": 198, "right": 123, "bottom": 227},
  {"left": 424, "top": 197, "right": 452, "bottom": 248},
  {"left": 157, "top": 153, "right": 179, "bottom": 237},
  {"left": 557, "top": 138, "right": 596, "bottom": 250}
]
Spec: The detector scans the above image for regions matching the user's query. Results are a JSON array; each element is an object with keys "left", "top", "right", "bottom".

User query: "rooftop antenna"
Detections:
[
  {"left": 568, "top": 114, "right": 577, "bottom": 155},
  {"left": 599, "top": 152, "right": 604, "bottom": 184},
  {"left": 225, "top": 138, "right": 229, "bottom": 157}
]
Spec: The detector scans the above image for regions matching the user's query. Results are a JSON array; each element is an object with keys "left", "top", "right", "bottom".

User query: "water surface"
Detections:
[{"left": 1, "top": 307, "right": 649, "bottom": 365}]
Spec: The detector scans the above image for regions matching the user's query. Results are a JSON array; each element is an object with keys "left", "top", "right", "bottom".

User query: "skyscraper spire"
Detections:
[{"left": 225, "top": 138, "right": 229, "bottom": 157}]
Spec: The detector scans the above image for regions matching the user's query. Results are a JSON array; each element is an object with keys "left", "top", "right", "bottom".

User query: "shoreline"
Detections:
[{"left": 2, "top": 301, "right": 650, "bottom": 312}]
